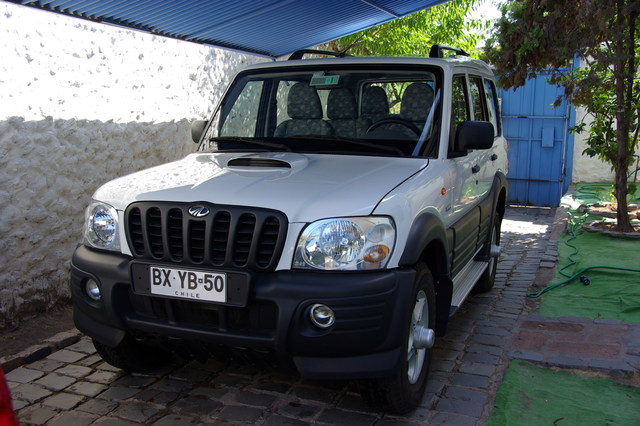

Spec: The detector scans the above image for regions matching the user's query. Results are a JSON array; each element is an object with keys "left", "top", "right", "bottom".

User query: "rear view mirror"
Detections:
[
  {"left": 451, "top": 121, "right": 494, "bottom": 156},
  {"left": 191, "top": 120, "right": 208, "bottom": 143}
]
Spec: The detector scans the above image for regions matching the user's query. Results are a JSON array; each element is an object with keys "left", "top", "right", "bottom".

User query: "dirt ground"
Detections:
[{"left": 0, "top": 303, "right": 74, "bottom": 360}]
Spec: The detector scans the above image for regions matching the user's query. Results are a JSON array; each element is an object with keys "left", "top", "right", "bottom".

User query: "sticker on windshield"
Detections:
[{"left": 310, "top": 73, "right": 340, "bottom": 86}]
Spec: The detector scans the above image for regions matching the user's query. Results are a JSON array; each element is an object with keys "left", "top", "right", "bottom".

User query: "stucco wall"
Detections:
[
  {"left": 0, "top": 2, "right": 263, "bottom": 326},
  {"left": 571, "top": 107, "right": 616, "bottom": 183}
]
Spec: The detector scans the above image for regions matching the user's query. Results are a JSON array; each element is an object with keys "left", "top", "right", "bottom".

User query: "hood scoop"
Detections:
[{"left": 227, "top": 158, "right": 291, "bottom": 168}]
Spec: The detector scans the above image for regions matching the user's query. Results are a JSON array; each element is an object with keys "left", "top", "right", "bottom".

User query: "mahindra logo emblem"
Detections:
[{"left": 188, "top": 206, "right": 210, "bottom": 218}]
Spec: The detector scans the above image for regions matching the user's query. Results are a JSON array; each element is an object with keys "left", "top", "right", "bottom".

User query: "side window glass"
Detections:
[
  {"left": 469, "top": 76, "right": 487, "bottom": 121},
  {"left": 451, "top": 75, "right": 469, "bottom": 129},
  {"left": 220, "top": 80, "right": 263, "bottom": 137},
  {"left": 451, "top": 75, "right": 469, "bottom": 150},
  {"left": 484, "top": 79, "right": 501, "bottom": 136}
]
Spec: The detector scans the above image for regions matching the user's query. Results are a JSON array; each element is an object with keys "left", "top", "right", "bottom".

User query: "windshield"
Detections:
[{"left": 198, "top": 65, "right": 442, "bottom": 157}]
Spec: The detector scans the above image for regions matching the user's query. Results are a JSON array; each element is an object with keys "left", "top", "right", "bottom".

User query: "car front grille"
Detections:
[{"left": 125, "top": 202, "right": 288, "bottom": 271}]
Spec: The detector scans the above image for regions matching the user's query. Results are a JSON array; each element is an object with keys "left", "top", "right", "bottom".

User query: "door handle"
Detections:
[
  {"left": 491, "top": 154, "right": 498, "bottom": 161},
  {"left": 472, "top": 164, "right": 480, "bottom": 174}
]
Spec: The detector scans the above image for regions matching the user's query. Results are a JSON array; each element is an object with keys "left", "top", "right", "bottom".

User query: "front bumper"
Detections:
[{"left": 70, "top": 244, "right": 417, "bottom": 379}]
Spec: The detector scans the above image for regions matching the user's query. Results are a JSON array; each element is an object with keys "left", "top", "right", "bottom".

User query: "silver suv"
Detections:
[{"left": 71, "top": 45, "right": 508, "bottom": 413}]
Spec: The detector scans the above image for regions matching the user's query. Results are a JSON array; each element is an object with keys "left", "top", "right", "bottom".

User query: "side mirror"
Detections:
[
  {"left": 191, "top": 120, "right": 208, "bottom": 143},
  {"left": 451, "top": 121, "right": 494, "bottom": 156}
]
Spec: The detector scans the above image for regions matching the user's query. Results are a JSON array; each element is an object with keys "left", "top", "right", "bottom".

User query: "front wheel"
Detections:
[
  {"left": 475, "top": 213, "right": 501, "bottom": 292},
  {"left": 359, "top": 264, "right": 436, "bottom": 414}
]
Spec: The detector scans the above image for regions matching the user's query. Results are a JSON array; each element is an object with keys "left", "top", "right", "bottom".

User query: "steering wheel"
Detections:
[{"left": 367, "top": 118, "right": 421, "bottom": 137}]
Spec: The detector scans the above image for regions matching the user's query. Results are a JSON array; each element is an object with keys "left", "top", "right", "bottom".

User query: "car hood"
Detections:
[{"left": 94, "top": 152, "right": 428, "bottom": 222}]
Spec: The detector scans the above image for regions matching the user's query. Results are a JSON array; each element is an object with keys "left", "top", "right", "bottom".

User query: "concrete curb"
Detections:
[{"left": 1, "top": 329, "right": 82, "bottom": 373}]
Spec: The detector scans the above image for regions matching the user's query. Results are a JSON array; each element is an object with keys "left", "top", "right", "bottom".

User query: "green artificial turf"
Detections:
[
  {"left": 536, "top": 183, "right": 640, "bottom": 322},
  {"left": 538, "top": 231, "right": 640, "bottom": 321},
  {"left": 488, "top": 360, "right": 640, "bottom": 426}
]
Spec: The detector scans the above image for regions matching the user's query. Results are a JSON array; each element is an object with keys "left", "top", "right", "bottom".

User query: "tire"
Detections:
[
  {"left": 475, "top": 213, "right": 501, "bottom": 292},
  {"left": 359, "top": 264, "right": 436, "bottom": 414},
  {"left": 93, "top": 336, "right": 171, "bottom": 372}
]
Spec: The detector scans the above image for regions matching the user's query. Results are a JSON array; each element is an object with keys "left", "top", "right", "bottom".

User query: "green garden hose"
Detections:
[{"left": 526, "top": 179, "right": 640, "bottom": 299}]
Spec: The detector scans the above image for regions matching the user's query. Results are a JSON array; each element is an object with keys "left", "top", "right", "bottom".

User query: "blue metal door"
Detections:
[{"left": 500, "top": 73, "right": 575, "bottom": 207}]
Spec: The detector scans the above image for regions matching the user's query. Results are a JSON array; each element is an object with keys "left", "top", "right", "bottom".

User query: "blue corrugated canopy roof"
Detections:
[{"left": 5, "top": 0, "right": 448, "bottom": 58}]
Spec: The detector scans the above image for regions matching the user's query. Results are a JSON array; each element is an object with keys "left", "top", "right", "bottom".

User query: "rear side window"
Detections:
[
  {"left": 484, "top": 79, "right": 501, "bottom": 136},
  {"left": 469, "top": 76, "right": 487, "bottom": 121}
]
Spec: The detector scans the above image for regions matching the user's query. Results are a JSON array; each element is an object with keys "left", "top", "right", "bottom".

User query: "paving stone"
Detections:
[
  {"left": 65, "top": 339, "right": 97, "bottom": 354},
  {"left": 112, "top": 402, "right": 161, "bottom": 423},
  {"left": 277, "top": 401, "right": 321, "bottom": 420},
  {"left": 262, "top": 414, "right": 311, "bottom": 425},
  {"left": 171, "top": 395, "right": 222, "bottom": 416},
  {"left": 47, "top": 411, "right": 100, "bottom": 426},
  {"left": 215, "top": 405, "right": 265, "bottom": 422},
  {"left": 55, "top": 364, "right": 93, "bottom": 378},
  {"left": 35, "top": 372, "right": 77, "bottom": 391},
  {"left": 17, "top": 404, "right": 58, "bottom": 425},
  {"left": 92, "top": 417, "right": 136, "bottom": 426},
  {"left": 113, "top": 374, "right": 157, "bottom": 388},
  {"left": 458, "top": 362, "right": 496, "bottom": 377},
  {"left": 85, "top": 370, "right": 122, "bottom": 384},
  {"left": 152, "top": 414, "right": 198, "bottom": 425},
  {"left": 42, "top": 391, "right": 85, "bottom": 410},
  {"left": 96, "top": 362, "right": 123, "bottom": 372},
  {"left": 149, "top": 378, "right": 192, "bottom": 393},
  {"left": 67, "top": 380, "right": 108, "bottom": 397},
  {"left": 291, "top": 385, "right": 337, "bottom": 403},
  {"left": 508, "top": 349, "right": 544, "bottom": 362},
  {"left": 188, "top": 386, "right": 228, "bottom": 399},
  {"left": 450, "top": 373, "right": 491, "bottom": 389},
  {"left": 46, "top": 349, "right": 86, "bottom": 363},
  {"left": 435, "top": 396, "right": 485, "bottom": 418},
  {"left": 5, "top": 367, "right": 45, "bottom": 383},
  {"left": 97, "top": 386, "right": 141, "bottom": 401},
  {"left": 11, "top": 383, "right": 52, "bottom": 403},
  {"left": 76, "top": 398, "right": 119, "bottom": 416},
  {"left": 12, "top": 399, "right": 28, "bottom": 411},
  {"left": 77, "top": 354, "right": 102, "bottom": 367},
  {"left": 135, "top": 388, "right": 181, "bottom": 405},
  {"left": 444, "top": 386, "right": 489, "bottom": 405},
  {"left": 27, "top": 358, "right": 65, "bottom": 373},
  {"left": 316, "top": 407, "right": 378, "bottom": 426},
  {"left": 234, "top": 390, "right": 277, "bottom": 407},
  {"left": 430, "top": 411, "right": 477, "bottom": 426}
]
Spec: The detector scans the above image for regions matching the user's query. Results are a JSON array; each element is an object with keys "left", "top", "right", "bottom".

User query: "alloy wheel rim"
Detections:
[{"left": 407, "top": 290, "right": 428, "bottom": 384}]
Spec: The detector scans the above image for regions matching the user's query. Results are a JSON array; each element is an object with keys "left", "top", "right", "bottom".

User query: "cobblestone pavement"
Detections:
[{"left": 5, "top": 205, "right": 623, "bottom": 425}]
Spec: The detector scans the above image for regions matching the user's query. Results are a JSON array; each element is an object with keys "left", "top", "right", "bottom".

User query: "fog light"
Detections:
[
  {"left": 85, "top": 279, "right": 102, "bottom": 301},
  {"left": 310, "top": 304, "right": 335, "bottom": 329}
]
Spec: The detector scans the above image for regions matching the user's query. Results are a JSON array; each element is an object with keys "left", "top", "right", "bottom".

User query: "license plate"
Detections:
[{"left": 149, "top": 266, "right": 227, "bottom": 303}]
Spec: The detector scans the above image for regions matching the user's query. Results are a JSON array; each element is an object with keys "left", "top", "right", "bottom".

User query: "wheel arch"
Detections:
[{"left": 399, "top": 212, "right": 452, "bottom": 336}]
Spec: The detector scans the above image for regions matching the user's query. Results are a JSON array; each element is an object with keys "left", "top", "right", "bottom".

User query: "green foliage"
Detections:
[
  {"left": 484, "top": 0, "right": 640, "bottom": 231},
  {"left": 325, "top": 0, "right": 488, "bottom": 58}
]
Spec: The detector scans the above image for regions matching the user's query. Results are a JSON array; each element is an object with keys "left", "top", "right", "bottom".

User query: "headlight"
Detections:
[
  {"left": 294, "top": 217, "right": 395, "bottom": 271},
  {"left": 84, "top": 202, "right": 120, "bottom": 251}
]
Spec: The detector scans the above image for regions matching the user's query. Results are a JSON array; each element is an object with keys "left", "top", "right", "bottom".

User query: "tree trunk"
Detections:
[{"left": 613, "top": 0, "right": 634, "bottom": 232}]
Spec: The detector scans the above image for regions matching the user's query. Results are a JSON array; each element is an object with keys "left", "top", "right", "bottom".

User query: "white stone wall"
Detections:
[
  {"left": 571, "top": 107, "right": 616, "bottom": 183},
  {"left": 0, "top": 2, "right": 264, "bottom": 326}
]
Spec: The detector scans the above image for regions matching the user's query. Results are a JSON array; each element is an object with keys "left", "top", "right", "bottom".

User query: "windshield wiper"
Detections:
[
  {"left": 293, "top": 135, "right": 405, "bottom": 156},
  {"left": 209, "top": 137, "right": 292, "bottom": 152}
]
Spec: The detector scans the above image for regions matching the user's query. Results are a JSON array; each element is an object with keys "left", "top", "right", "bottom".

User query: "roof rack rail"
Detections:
[
  {"left": 288, "top": 49, "right": 351, "bottom": 60},
  {"left": 429, "top": 45, "right": 469, "bottom": 58}
]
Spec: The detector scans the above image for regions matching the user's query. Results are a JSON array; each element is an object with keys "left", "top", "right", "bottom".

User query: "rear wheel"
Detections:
[
  {"left": 475, "top": 214, "right": 501, "bottom": 292},
  {"left": 93, "top": 336, "right": 171, "bottom": 372},
  {"left": 359, "top": 264, "right": 436, "bottom": 414}
]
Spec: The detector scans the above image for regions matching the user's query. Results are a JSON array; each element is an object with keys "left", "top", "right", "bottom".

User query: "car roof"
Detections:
[{"left": 241, "top": 55, "right": 494, "bottom": 76}]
